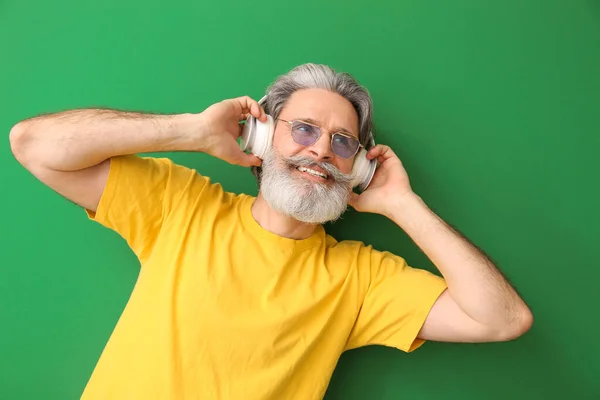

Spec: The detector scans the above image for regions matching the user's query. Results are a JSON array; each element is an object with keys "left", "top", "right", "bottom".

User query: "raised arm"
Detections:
[
  {"left": 9, "top": 97, "right": 265, "bottom": 212},
  {"left": 348, "top": 144, "right": 533, "bottom": 343}
]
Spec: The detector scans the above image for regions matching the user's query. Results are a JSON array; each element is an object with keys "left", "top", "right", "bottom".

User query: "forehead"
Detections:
[{"left": 280, "top": 88, "right": 360, "bottom": 136}]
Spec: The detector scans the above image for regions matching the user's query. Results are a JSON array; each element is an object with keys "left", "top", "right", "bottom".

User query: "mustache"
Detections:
[{"left": 281, "top": 154, "right": 354, "bottom": 184}]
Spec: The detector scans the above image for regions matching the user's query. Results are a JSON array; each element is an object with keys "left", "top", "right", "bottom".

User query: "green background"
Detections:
[{"left": 1, "top": 0, "right": 598, "bottom": 399}]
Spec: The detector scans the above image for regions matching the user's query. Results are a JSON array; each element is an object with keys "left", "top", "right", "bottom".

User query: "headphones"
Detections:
[{"left": 239, "top": 95, "right": 377, "bottom": 191}]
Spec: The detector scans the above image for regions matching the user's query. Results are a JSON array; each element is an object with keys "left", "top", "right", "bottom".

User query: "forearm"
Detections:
[
  {"left": 387, "top": 193, "right": 530, "bottom": 329},
  {"left": 9, "top": 108, "right": 203, "bottom": 171}
]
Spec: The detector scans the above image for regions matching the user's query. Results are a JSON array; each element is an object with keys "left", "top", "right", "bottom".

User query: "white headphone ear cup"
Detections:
[
  {"left": 351, "top": 148, "right": 377, "bottom": 191},
  {"left": 240, "top": 116, "right": 255, "bottom": 152},
  {"left": 251, "top": 115, "right": 274, "bottom": 159},
  {"left": 351, "top": 149, "right": 369, "bottom": 187},
  {"left": 239, "top": 115, "right": 274, "bottom": 159}
]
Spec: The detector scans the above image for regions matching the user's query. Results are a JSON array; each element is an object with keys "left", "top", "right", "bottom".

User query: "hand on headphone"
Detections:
[
  {"left": 199, "top": 96, "right": 265, "bottom": 167},
  {"left": 348, "top": 144, "right": 414, "bottom": 217}
]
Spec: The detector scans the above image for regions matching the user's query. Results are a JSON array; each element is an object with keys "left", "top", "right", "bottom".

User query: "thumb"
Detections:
[
  {"left": 236, "top": 153, "right": 262, "bottom": 168},
  {"left": 348, "top": 192, "right": 359, "bottom": 208},
  {"left": 247, "top": 154, "right": 262, "bottom": 167}
]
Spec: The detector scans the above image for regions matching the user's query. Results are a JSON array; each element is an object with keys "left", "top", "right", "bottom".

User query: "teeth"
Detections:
[{"left": 297, "top": 166, "right": 328, "bottom": 179}]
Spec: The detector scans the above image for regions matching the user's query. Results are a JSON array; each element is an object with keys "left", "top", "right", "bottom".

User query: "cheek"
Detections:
[
  {"left": 273, "top": 127, "right": 302, "bottom": 155},
  {"left": 338, "top": 159, "right": 354, "bottom": 175}
]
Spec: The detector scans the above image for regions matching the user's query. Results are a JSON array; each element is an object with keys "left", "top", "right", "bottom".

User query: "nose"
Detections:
[{"left": 307, "top": 131, "right": 334, "bottom": 161}]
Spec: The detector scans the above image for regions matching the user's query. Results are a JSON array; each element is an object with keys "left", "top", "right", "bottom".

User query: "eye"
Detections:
[
  {"left": 295, "top": 122, "right": 313, "bottom": 133},
  {"left": 333, "top": 134, "right": 354, "bottom": 150},
  {"left": 332, "top": 134, "right": 360, "bottom": 158}
]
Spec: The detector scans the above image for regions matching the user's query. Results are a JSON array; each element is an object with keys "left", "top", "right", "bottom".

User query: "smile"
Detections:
[{"left": 296, "top": 166, "right": 329, "bottom": 179}]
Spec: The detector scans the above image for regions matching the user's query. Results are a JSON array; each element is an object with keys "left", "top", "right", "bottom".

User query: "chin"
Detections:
[
  {"left": 262, "top": 182, "right": 350, "bottom": 225},
  {"left": 259, "top": 149, "right": 352, "bottom": 224}
]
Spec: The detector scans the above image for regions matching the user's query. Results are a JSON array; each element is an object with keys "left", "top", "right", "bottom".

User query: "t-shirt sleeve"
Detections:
[
  {"left": 345, "top": 249, "right": 448, "bottom": 353},
  {"left": 85, "top": 154, "right": 210, "bottom": 262}
]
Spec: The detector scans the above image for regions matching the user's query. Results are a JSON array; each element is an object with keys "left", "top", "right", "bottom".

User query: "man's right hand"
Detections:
[
  {"left": 198, "top": 96, "right": 267, "bottom": 168},
  {"left": 9, "top": 95, "right": 267, "bottom": 213}
]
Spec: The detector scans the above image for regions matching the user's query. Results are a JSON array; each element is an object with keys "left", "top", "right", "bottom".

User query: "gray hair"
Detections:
[{"left": 252, "top": 63, "right": 375, "bottom": 184}]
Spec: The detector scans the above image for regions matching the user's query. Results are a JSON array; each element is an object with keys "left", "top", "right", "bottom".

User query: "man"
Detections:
[{"left": 10, "top": 63, "right": 532, "bottom": 399}]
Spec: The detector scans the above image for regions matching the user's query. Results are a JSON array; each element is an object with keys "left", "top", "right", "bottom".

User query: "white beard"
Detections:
[{"left": 259, "top": 148, "right": 354, "bottom": 224}]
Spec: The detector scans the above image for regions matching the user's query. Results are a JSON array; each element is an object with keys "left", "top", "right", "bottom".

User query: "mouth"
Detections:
[{"left": 295, "top": 165, "right": 331, "bottom": 183}]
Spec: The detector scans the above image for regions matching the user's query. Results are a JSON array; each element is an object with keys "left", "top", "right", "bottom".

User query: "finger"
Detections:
[
  {"left": 235, "top": 152, "right": 262, "bottom": 168},
  {"left": 248, "top": 154, "right": 262, "bottom": 167},
  {"left": 368, "top": 144, "right": 397, "bottom": 162},
  {"left": 237, "top": 96, "right": 267, "bottom": 122},
  {"left": 240, "top": 111, "right": 264, "bottom": 123},
  {"left": 366, "top": 144, "right": 387, "bottom": 159},
  {"left": 234, "top": 96, "right": 254, "bottom": 114},
  {"left": 242, "top": 154, "right": 262, "bottom": 167},
  {"left": 251, "top": 100, "right": 267, "bottom": 122}
]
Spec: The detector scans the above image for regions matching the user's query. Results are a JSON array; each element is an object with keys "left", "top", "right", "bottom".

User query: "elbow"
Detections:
[
  {"left": 9, "top": 121, "right": 29, "bottom": 165},
  {"left": 9, "top": 121, "right": 39, "bottom": 169},
  {"left": 495, "top": 306, "right": 534, "bottom": 342}
]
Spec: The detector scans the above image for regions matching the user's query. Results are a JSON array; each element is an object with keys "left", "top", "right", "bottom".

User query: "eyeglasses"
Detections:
[{"left": 277, "top": 118, "right": 363, "bottom": 159}]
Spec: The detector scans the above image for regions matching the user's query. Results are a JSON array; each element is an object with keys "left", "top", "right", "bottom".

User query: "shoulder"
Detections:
[
  {"left": 137, "top": 155, "right": 232, "bottom": 193},
  {"left": 324, "top": 234, "right": 387, "bottom": 258},
  {"left": 122, "top": 155, "right": 250, "bottom": 210},
  {"left": 324, "top": 234, "right": 411, "bottom": 274},
  {"left": 325, "top": 235, "right": 367, "bottom": 253},
  {"left": 323, "top": 235, "right": 381, "bottom": 268},
  {"left": 110, "top": 154, "right": 204, "bottom": 190}
]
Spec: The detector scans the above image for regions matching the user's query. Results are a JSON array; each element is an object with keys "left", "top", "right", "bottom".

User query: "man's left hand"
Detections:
[{"left": 348, "top": 144, "right": 415, "bottom": 217}]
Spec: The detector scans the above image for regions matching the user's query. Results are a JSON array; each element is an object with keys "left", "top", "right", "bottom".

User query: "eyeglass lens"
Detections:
[{"left": 290, "top": 121, "right": 359, "bottom": 158}]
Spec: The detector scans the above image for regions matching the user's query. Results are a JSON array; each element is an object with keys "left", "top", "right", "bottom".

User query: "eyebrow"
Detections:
[{"left": 297, "top": 117, "right": 358, "bottom": 138}]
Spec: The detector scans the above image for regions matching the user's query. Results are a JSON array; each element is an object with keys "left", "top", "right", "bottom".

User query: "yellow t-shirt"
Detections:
[{"left": 82, "top": 154, "right": 447, "bottom": 400}]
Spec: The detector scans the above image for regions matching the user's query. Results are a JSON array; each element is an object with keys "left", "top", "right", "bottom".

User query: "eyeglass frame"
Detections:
[{"left": 276, "top": 118, "right": 364, "bottom": 159}]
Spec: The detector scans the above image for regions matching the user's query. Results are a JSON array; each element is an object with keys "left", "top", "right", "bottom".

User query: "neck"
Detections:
[{"left": 251, "top": 192, "right": 319, "bottom": 240}]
